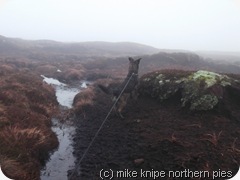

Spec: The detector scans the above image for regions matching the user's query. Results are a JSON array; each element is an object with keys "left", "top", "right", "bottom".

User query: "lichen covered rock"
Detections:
[
  {"left": 189, "top": 94, "right": 218, "bottom": 110},
  {"left": 139, "top": 69, "right": 237, "bottom": 111},
  {"left": 140, "top": 70, "right": 190, "bottom": 101}
]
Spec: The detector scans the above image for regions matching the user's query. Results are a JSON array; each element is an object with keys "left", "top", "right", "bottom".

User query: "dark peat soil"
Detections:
[{"left": 70, "top": 91, "right": 240, "bottom": 180}]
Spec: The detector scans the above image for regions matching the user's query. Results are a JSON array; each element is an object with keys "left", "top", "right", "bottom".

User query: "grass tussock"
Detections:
[
  {"left": 0, "top": 126, "right": 52, "bottom": 152},
  {"left": 73, "top": 87, "right": 95, "bottom": 108},
  {"left": 0, "top": 66, "right": 59, "bottom": 180},
  {"left": 72, "top": 86, "right": 106, "bottom": 119},
  {"left": 62, "top": 68, "right": 84, "bottom": 81},
  {"left": 0, "top": 157, "right": 30, "bottom": 180}
]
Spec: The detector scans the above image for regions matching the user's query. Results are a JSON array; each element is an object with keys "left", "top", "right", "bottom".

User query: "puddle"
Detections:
[{"left": 40, "top": 75, "right": 87, "bottom": 180}]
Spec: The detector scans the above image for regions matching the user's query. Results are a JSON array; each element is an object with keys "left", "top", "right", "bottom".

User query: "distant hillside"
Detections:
[
  {"left": 197, "top": 51, "right": 240, "bottom": 60},
  {"left": 0, "top": 35, "right": 159, "bottom": 58},
  {"left": 1, "top": 35, "right": 239, "bottom": 75},
  {"left": 140, "top": 52, "right": 240, "bottom": 74},
  {"left": 83, "top": 52, "right": 240, "bottom": 80}
]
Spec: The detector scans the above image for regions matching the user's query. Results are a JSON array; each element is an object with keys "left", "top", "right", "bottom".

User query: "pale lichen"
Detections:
[
  {"left": 143, "top": 78, "right": 151, "bottom": 82},
  {"left": 175, "top": 79, "right": 183, "bottom": 84},
  {"left": 156, "top": 74, "right": 164, "bottom": 80},
  {"left": 190, "top": 94, "right": 218, "bottom": 111},
  {"left": 191, "top": 70, "right": 231, "bottom": 88},
  {"left": 159, "top": 80, "right": 164, "bottom": 85}
]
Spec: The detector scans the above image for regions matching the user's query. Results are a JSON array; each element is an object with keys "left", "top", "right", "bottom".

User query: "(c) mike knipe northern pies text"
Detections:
[{"left": 99, "top": 168, "right": 233, "bottom": 179}]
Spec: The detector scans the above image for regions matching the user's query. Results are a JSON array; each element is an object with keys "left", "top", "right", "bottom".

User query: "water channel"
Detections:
[{"left": 40, "top": 75, "right": 87, "bottom": 180}]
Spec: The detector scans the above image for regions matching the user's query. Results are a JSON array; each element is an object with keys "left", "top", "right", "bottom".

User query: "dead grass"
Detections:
[
  {"left": 62, "top": 68, "right": 84, "bottom": 81},
  {"left": 0, "top": 157, "right": 30, "bottom": 180},
  {"left": 0, "top": 67, "right": 59, "bottom": 179},
  {"left": 0, "top": 64, "right": 16, "bottom": 74},
  {"left": 202, "top": 131, "right": 223, "bottom": 146},
  {"left": 228, "top": 138, "right": 240, "bottom": 156},
  {"left": 73, "top": 87, "right": 95, "bottom": 108},
  {"left": 0, "top": 126, "right": 49, "bottom": 150},
  {"left": 36, "top": 64, "right": 58, "bottom": 74}
]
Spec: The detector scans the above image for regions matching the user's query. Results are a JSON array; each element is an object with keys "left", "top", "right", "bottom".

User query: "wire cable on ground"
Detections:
[{"left": 68, "top": 73, "right": 135, "bottom": 180}]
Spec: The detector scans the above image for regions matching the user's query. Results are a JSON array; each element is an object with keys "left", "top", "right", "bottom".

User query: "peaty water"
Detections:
[
  {"left": 41, "top": 118, "right": 75, "bottom": 180},
  {"left": 40, "top": 75, "right": 87, "bottom": 180}
]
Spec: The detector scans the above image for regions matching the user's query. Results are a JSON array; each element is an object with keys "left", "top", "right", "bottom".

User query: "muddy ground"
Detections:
[{"left": 70, "top": 85, "right": 240, "bottom": 180}]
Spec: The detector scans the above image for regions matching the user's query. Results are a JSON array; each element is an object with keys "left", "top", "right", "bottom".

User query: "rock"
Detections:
[
  {"left": 139, "top": 69, "right": 238, "bottom": 111},
  {"left": 190, "top": 94, "right": 218, "bottom": 111},
  {"left": 135, "top": 119, "right": 141, "bottom": 123},
  {"left": 139, "top": 69, "right": 188, "bottom": 101},
  {"left": 181, "top": 70, "right": 231, "bottom": 111},
  {"left": 134, "top": 158, "right": 144, "bottom": 165}
]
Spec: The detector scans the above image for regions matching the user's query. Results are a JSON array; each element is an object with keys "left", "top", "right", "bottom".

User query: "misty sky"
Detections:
[{"left": 0, "top": 0, "right": 240, "bottom": 52}]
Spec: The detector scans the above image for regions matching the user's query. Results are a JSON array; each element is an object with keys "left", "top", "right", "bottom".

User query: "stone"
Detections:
[
  {"left": 139, "top": 69, "right": 235, "bottom": 111},
  {"left": 134, "top": 158, "right": 144, "bottom": 165}
]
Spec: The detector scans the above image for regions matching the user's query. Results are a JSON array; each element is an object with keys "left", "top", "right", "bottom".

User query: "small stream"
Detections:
[{"left": 40, "top": 75, "right": 87, "bottom": 180}]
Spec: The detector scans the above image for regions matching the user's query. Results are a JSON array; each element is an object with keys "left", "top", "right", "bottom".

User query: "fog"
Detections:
[{"left": 0, "top": 0, "right": 240, "bottom": 52}]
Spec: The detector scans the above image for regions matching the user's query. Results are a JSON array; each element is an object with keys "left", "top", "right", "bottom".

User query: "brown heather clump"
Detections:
[
  {"left": 0, "top": 69, "right": 59, "bottom": 180},
  {"left": 0, "top": 64, "right": 16, "bottom": 74},
  {"left": 35, "top": 64, "right": 58, "bottom": 75},
  {"left": 62, "top": 68, "right": 84, "bottom": 81},
  {"left": 73, "top": 86, "right": 95, "bottom": 110},
  {"left": 0, "top": 126, "right": 58, "bottom": 179},
  {"left": 0, "top": 157, "right": 30, "bottom": 180},
  {"left": 0, "top": 126, "right": 53, "bottom": 153}
]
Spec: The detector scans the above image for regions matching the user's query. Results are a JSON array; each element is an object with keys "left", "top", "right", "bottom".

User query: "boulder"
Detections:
[{"left": 139, "top": 69, "right": 240, "bottom": 111}]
